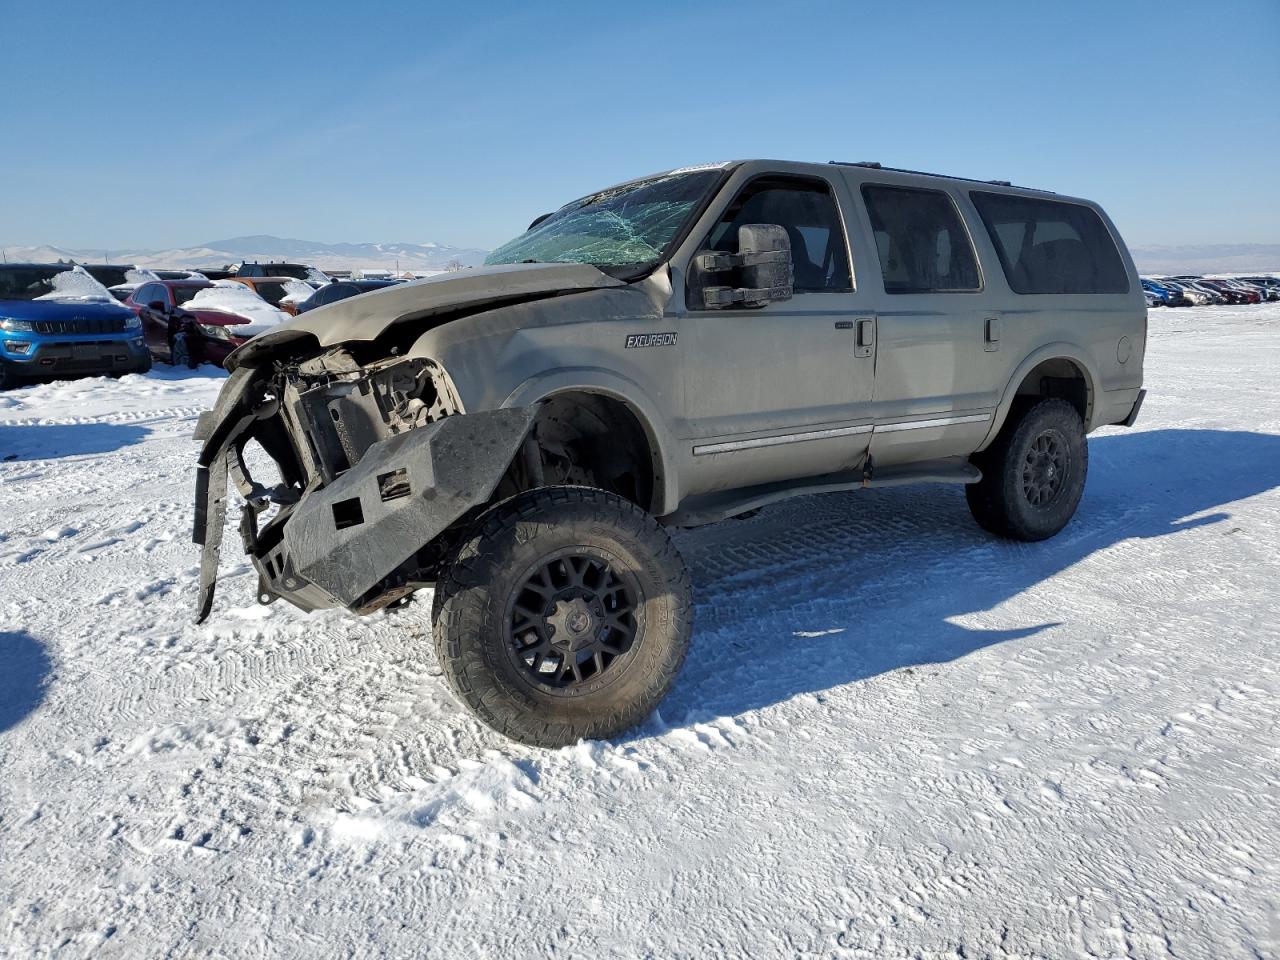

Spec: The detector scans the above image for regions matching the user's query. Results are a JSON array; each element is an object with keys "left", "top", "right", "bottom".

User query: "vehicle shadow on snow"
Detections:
[
  {"left": 0, "top": 630, "right": 53, "bottom": 734},
  {"left": 657, "top": 428, "right": 1280, "bottom": 725},
  {"left": 0, "top": 422, "right": 149, "bottom": 462}
]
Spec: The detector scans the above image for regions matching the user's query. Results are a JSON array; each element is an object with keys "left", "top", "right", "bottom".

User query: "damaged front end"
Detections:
[{"left": 193, "top": 348, "right": 534, "bottom": 623}]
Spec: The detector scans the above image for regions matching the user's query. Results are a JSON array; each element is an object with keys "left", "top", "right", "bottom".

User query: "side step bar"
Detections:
[{"left": 661, "top": 458, "right": 981, "bottom": 528}]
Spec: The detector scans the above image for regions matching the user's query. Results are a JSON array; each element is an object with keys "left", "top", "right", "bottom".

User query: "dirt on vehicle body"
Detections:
[{"left": 194, "top": 159, "right": 1146, "bottom": 746}]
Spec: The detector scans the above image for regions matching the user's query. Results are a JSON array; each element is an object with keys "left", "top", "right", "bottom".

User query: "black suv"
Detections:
[{"left": 235, "top": 261, "right": 322, "bottom": 282}]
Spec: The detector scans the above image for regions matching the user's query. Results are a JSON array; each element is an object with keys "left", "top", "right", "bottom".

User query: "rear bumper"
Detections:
[
  {"left": 1120, "top": 389, "right": 1146, "bottom": 428},
  {"left": 2, "top": 336, "right": 149, "bottom": 375}
]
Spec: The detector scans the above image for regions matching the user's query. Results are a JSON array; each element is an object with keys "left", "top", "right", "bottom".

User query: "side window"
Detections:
[
  {"left": 860, "top": 185, "right": 981, "bottom": 293},
  {"left": 969, "top": 192, "right": 1129, "bottom": 294},
  {"left": 138, "top": 284, "right": 160, "bottom": 305},
  {"left": 255, "top": 282, "right": 286, "bottom": 306},
  {"left": 700, "top": 176, "right": 852, "bottom": 295}
]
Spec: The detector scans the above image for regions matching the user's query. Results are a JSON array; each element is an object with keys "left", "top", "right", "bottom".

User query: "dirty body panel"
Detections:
[
  {"left": 194, "top": 159, "right": 1147, "bottom": 625},
  {"left": 193, "top": 264, "right": 673, "bottom": 622}
]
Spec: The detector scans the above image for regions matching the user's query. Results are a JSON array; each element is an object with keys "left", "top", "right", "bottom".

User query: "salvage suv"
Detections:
[{"left": 194, "top": 160, "right": 1147, "bottom": 746}]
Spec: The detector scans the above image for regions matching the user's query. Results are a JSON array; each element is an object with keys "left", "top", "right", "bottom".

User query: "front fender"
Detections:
[{"left": 502, "top": 367, "right": 681, "bottom": 516}]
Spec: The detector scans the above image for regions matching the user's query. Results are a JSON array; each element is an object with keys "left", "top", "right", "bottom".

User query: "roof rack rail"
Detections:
[{"left": 827, "top": 161, "right": 1041, "bottom": 191}]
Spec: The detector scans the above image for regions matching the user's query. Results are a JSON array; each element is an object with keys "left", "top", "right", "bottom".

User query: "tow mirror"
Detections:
[{"left": 694, "top": 224, "right": 793, "bottom": 309}]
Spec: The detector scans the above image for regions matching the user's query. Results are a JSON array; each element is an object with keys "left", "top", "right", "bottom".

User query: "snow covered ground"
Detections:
[{"left": 2, "top": 305, "right": 1278, "bottom": 959}]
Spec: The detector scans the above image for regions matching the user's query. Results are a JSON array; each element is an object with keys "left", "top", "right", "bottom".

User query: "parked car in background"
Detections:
[
  {"left": 1156, "top": 279, "right": 1216, "bottom": 306},
  {"left": 228, "top": 276, "right": 316, "bottom": 314},
  {"left": 78, "top": 263, "right": 137, "bottom": 289},
  {"left": 1199, "top": 279, "right": 1258, "bottom": 304},
  {"left": 1143, "top": 289, "right": 1160, "bottom": 308},
  {"left": 0, "top": 264, "right": 149, "bottom": 387},
  {"left": 295, "top": 278, "right": 400, "bottom": 313},
  {"left": 125, "top": 279, "right": 253, "bottom": 368},
  {"left": 235, "top": 261, "right": 329, "bottom": 284},
  {"left": 1168, "top": 278, "right": 1228, "bottom": 304},
  {"left": 1140, "top": 278, "right": 1186, "bottom": 307},
  {"left": 1241, "top": 276, "right": 1280, "bottom": 301},
  {"left": 1220, "top": 278, "right": 1276, "bottom": 302}
]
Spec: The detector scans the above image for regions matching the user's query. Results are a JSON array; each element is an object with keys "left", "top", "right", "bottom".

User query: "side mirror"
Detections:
[
  {"left": 147, "top": 300, "right": 166, "bottom": 313},
  {"left": 694, "top": 224, "right": 793, "bottom": 309}
]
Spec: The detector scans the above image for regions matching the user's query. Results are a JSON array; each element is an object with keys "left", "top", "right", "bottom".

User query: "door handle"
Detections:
[
  {"left": 984, "top": 316, "right": 1001, "bottom": 352},
  {"left": 855, "top": 317, "right": 875, "bottom": 358}
]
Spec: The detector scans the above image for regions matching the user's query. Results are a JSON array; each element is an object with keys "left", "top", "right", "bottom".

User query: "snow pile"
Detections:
[
  {"left": 124, "top": 268, "right": 161, "bottom": 285},
  {"left": 184, "top": 280, "right": 290, "bottom": 334},
  {"left": 278, "top": 279, "right": 317, "bottom": 308},
  {"left": 34, "top": 266, "right": 117, "bottom": 303}
]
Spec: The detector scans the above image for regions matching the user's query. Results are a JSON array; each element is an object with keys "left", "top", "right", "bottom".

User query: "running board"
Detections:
[{"left": 662, "top": 459, "right": 981, "bottom": 528}]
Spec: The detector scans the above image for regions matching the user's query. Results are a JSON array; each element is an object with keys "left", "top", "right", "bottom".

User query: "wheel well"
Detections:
[
  {"left": 1012, "top": 358, "right": 1091, "bottom": 424},
  {"left": 497, "top": 392, "right": 659, "bottom": 513}
]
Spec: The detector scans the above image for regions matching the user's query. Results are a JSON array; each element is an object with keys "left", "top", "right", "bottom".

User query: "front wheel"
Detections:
[
  {"left": 432, "top": 486, "right": 693, "bottom": 747},
  {"left": 966, "top": 398, "right": 1088, "bottom": 541}
]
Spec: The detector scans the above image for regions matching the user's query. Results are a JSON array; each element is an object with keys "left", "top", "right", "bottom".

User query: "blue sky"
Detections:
[{"left": 3, "top": 0, "right": 1277, "bottom": 251}]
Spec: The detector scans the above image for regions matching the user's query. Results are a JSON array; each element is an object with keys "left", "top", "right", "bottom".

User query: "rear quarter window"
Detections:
[{"left": 970, "top": 192, "right": 1129, "bottom": 294}]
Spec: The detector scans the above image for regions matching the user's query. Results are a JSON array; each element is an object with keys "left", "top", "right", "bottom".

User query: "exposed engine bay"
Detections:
[{"left": 193, "top": 347, "right": 535, "bottom": 622}]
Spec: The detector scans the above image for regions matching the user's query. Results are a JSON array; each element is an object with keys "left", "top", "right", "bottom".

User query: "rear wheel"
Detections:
[
  {"left": 432, "top": 486, "right": 693, "bottom": 747},
  {"left": 966, "top": 398, "right": 1088, "bottom": 541}
]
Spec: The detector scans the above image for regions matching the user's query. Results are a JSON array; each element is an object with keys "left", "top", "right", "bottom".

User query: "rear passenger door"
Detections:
[{"left": 849, "top": 180, "right": 998, "bottom": 467}]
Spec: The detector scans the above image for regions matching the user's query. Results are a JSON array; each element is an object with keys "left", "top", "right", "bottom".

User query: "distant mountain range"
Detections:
[
  {"left": 3, "top": 236, "right": 1277, "bottom": 277},
  {"left": 1127, "top": 243, "right": 1280, "bottom": 275},
  {"left": 0, "top": 236, "right": 491, "bottom": 274}
]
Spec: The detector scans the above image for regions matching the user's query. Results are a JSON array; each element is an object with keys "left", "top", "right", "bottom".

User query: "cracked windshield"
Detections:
[{"left": 485, "top": 168, "right": 723, "bottom": 274}]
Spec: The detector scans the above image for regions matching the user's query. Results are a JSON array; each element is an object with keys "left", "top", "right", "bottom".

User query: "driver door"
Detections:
[{"left": 680, "top": 173, "right": 875, "bottom": 493}]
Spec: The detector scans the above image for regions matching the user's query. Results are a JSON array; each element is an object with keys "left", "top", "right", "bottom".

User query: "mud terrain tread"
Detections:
[
  {"left": 966, "top": 398, "right": 1088, "bottom": 542},
  {"left": 432, "top": 486, "right": 693, "bottom": 747}
]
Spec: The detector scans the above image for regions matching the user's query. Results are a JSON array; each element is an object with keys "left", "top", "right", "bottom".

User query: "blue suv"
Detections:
[{"left": 0, "top": 264, "right": 150, "bottom": 389}]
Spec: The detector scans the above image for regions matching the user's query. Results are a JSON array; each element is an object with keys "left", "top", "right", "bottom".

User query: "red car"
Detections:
[
  {"left": 124, "top": 279, "right": 252, "bottom": 367},
  {"left": 1198, "top": 279, "right": 1260, "bottom": 305}
]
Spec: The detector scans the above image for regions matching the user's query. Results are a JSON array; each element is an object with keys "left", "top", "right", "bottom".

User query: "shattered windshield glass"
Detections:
[{"left": 485, "top": 169, "right": 724, "bottom": 274}]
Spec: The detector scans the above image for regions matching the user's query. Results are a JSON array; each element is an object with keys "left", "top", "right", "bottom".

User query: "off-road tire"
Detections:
[
  {"left": 432, "top": 486, "right": 693, "bottom": 747},
  {"left": 966, "top": 398, "right": 1088, "bottom": 541}
]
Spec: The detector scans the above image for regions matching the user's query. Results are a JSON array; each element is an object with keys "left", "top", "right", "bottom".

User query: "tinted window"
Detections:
[
  {"left": 703, "top": 177, "right": 851, "bottom": 293},
  {"left": 84, "top": 266, "right": 131, "bottom": 287},
  {"left": 861, "top": 185, "right": 980, "bottom": 293},
  {"left": 0, "top": 266, "right": 70, "bottom": 300},
  {"left": 136, "top": 284, "right": 162, "bottom": 305},
  {"left": 172, "top": 285, "right": 206, "bottom": 305},
  {"left": 970, "top": 192, "right": 1128, "bottom": 294},
  {"left": 254, "top": 281, "right": 287, "bottom": 306}
]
